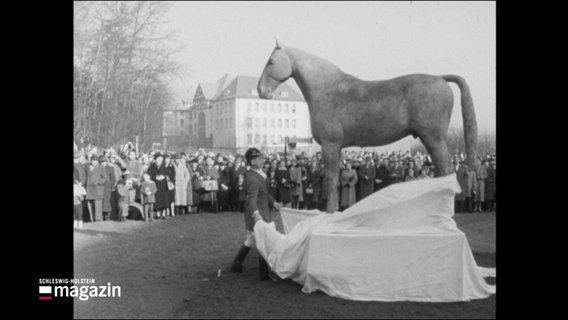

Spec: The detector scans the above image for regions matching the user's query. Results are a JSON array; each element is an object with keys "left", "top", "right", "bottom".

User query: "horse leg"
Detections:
[
  {"left": 421, "top": 137, "right": 451, "bottom": 177},
  {"left": 322, "top": 141, "right": 341, "bottom": 213}
]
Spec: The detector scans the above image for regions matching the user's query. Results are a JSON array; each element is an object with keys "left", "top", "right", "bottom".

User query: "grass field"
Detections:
[{"left": 74, "top": 210, "right": 496, "bottom": 319}]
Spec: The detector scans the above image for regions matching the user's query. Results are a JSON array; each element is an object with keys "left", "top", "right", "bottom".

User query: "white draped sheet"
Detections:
[{"left": 253, "top": 174, "right": 496, "bottom": 302}]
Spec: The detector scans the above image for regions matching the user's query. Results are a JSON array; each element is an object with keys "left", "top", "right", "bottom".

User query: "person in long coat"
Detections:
[
  {"left": 485, "top": 161, "right": 496, "bottom": 212},
  {"left": 173, "top": 155, "right": 190, "bottom": 214},
  {"left": 187, "top": 159, "right": 201, "bottom": 212},
  {"left": 84, "top": 156, "right": 108, "bottom": 222},
  {"left": 462, "top": 164, "right": 478, "bottom": 213},
  {"left": 374, "top": 159, "right": 390, "bottom": 192},
  {"left": 163, "top": 154, "right": 176, "bottom": 216},
  {"left": 146, "top": 153, "right": 170, "bottom": 219},
  {"left": 307, "top": 160, "right": 321, "bottom": 210},
  {"left": 289, "top": 159, "right": 303, "bottom": 209},
  {"left": 301, "top": 161, "right": 314, "bottom": 210},
  {"left": 275, "top": 160, "right": 292, "bottom": 207},
  {"left": 474, "top": 161, "right": 488, "bottom": 212},
  {"left": 340, "top": 161, "right": 358, "bottom": 210},
  {"left": 358, "top": 157, "right": 376, "bottom": 200},
  {"left": 100, "top": 156, "right": 116, "bottom": 221}
]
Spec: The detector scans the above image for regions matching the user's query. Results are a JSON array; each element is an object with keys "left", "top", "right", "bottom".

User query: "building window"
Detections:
[
  {"left": 262, "top": 103, "right": 267, "bottom": 113},
  {"left": 270, "top": 119, "right": 275, "bottom": 128},
  {"left": 291, "top": 104, "right": 296, "bottom": 113},
  {"left": 285, "top": 104, "right": 289, "bottom": 113},
  {"left": 270, "top": 134, "right": 275, "bottom": 143},
  {"left": 292, "top": 119, "right": 296, "bottom": 128},
  {"left": 263, "top": 118, "right": 267, "bottom": 128},
  {"left": 270, "top": 103, "right": 275, "bottom": 113},
  {"left": 255, "top": 134, "right": 260, "bottom": 144},
  {"left": 277, "top": 104, "right": 282, "bottom": 113},
  {"left": 247, "top": 102, "right": 252, "bottom": 112},
  {"left": 180, "top": 119, "right": 184, "bottom": 126},
  {"left": 250, "top": 89, "right": 258, "bottom": 96},
  {"left": 263, "top": 134, "right": 267, "bottom": 144},
  {"left": 279, "top": 135, "right": 283, "bottom": 143},
  {"left": 280, "top": 91, "right": 289, "bottom": 98},
  {"left": 180, "top": 129, "right": 185, "bottom": 136},
  {"left": 255, "top": 102, "right": 260, "bottom": 112},
  {"left": 285, "top": 119, "right": 289, "bottom": 128},
  {"left": 247, "top": 134, "right": 252, "bottom": 144},
  {"left": 229, "top": 118, "right": 232, "bottom": 128},
  {"left": 255, "top": 118, "right": 259, "bottom": 129},
  {"left": 278, "top": 119, "right": 282, "bottom": 128},
  {"left": 246, "top": 118, "right": 252, "bottom": 129}
]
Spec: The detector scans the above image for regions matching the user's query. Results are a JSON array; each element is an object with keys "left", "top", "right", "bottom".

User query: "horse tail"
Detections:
[{"left": 442, "top": 75, "right": 479, "bottom": 167}]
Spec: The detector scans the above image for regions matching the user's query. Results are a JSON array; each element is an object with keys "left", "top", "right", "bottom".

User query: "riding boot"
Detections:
[
  {"left": 231, "top": 245, "right": 251, "bottom": 273},
  {"left": 259, "top": 256, "right": 269, "bottom": 280}
]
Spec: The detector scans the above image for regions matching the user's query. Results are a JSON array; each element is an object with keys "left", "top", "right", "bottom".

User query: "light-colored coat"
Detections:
[
  {"left": 340, "top": 169, "right": 358, "bottom": 208},
  {"left": 174, "top": 161, "right": 190, "bottom": 205},
  {"left": 475, "top": 165, "right": 487, "bottom": 202}
]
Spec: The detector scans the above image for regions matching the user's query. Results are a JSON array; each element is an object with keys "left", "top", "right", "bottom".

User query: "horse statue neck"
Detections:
[{"left": 285, "top": 47, "right": 346, "bottom": 103}]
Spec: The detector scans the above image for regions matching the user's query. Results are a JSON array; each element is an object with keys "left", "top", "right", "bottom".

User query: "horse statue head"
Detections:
[{"left": 257, "top": 38, "right": 293, "bottom": 99}]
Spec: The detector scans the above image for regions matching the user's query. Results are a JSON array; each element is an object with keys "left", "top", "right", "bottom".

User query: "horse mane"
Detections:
[{"left": 284, "top": 46, "right": 345, "bottom": 77}]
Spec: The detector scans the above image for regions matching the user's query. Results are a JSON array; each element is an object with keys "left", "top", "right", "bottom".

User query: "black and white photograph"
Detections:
[{"left": 66, "top": 1, "right": 496, "bottom": 318}]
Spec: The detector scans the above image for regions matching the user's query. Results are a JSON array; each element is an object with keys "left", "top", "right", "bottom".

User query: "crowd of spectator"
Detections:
[{"left": 73, "top": 143, "right": 496, "bottom": 229}]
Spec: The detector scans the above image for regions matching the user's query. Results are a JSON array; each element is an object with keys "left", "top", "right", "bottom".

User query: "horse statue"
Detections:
[{"left": 258, "top": 39, "right": 478, "bottom": 213}]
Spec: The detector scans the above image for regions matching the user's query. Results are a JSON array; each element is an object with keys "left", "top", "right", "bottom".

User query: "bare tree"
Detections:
[{"left": 74, "top": 1, "right": 182, "bottom": 149}]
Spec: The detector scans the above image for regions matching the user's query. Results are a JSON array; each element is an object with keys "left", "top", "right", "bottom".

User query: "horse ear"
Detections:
[{"left": 275, "top": 37, "right": 283, "bottom": 49}]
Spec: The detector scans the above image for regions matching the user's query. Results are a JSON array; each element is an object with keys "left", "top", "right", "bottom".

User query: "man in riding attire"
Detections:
[{"left": 231, "top": 148, "right": 282, "bottom": 280}]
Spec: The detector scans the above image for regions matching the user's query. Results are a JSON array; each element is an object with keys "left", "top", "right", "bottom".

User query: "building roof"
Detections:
[
  {"left": 195, "top": 73, "right": 235, "bottom": 101},
  {"left": 215, "top": 75, "right": 305, "bottom": 102}
]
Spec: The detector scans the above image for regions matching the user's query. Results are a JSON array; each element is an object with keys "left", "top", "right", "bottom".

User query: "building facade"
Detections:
[{"left": 187, "top": 74, "right": 315, "bottom": 154}]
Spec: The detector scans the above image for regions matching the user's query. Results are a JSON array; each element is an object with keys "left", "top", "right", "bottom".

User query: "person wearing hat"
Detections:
[
  {"left": 358, "top": 156, "right": 376, "bottom": 200},
  {"left": 474, "top": 160, "right": 488, "bottom": 212},
  {"left": 187, "top": 158, "right": 201, "bottom": 213},
  {"left": 99, "top": 155, "right": 116, "bottom": 221},
  {"left": 147, "top": 152, "right": 170, "bottom": 219},
  {"left": 85, "top": 155, "right": 108, "bottom": 222},
  {"left": 231, "top": 147, "right": 282, "bottom": 280}
]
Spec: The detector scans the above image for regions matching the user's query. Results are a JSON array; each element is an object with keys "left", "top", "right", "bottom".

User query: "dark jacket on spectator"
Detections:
[{"left": 358, "top": 164, "right": 376, "bottom": 200}]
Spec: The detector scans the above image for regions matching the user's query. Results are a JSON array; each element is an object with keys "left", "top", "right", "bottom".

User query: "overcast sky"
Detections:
[{"left": 166, "top": 1, "right": 495, "bottom": 133}]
